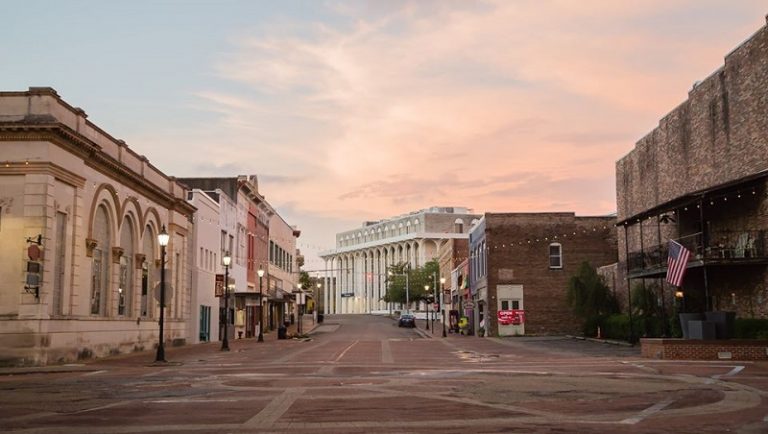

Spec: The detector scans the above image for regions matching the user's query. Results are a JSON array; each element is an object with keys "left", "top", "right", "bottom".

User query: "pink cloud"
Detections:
[{"left": 130, "top": 1, "right": 766, "bottom": 255}]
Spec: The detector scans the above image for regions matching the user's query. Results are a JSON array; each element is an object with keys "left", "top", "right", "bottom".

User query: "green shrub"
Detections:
[{"left": 734, "top": 318, "right": 768, "bottom": 339}]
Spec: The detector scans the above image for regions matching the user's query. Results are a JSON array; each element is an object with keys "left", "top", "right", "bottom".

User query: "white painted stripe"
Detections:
[
  {"left": 145, "top": 399, "right": 241, "bottom": 404},
  {"left": 620, "top": 397, "right": 675, "bottom": 424},
  {"left": 712, "top": 365, "right": 745, "bottom": 379},
  {"left": 82, "top": 370, "right": 107, "bottom": 376},
  {"left": 335, "top": 340, "right": 358, "bottom": 362}
]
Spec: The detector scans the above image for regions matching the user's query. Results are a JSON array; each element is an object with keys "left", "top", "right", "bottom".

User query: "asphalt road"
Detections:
[{"left": 1, "top": 314, "right": 767, "bottom": 433}]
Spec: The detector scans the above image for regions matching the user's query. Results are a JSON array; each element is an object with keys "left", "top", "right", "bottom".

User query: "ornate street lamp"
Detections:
[
  {"left": 257, "top": 266, "right": 265, "bottom": 342},
  {"left": 424, "top": 285, "right": 430, "bottom": 330},
  {"left": 315, "top": 282, "right": 322, "bottom": 324},
  {"left": 155, "top": 225, "right": 170, "bottom": 363},
  {"left": 221, "top": 252, "right": 231, "bottom": 351},
  {"left": 296, "top": 283, "right": 303, "bottom": 335},
  {"left": 440, "top": 277, "right": 447, "bottom": 338}
]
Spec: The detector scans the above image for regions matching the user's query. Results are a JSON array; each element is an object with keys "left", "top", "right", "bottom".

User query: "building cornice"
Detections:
[
  {"left": 319, "top": 232, "right": 469, "bottom": 258},
  {"left": 0, "top": 124, "right": 195, "bottom": 216},
  {"left": 0, "top": 161, "right": 85, "bottom": 188}
]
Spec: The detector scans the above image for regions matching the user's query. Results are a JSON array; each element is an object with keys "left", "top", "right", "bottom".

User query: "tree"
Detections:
[
  {"left": 566, "top": 261, "right": 619, "bottom": 335},
  {"left": 299, "top": 271, "right": 311, "bottom": 290},
  {"left": 382, "top": 260, "right": 440, "bottom": 307}
]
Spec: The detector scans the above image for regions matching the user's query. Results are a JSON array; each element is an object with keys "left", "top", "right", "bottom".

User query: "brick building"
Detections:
[
  {"left": 469, "top": 213, "right": 617, "bottom": 336},
  {"left": 616, "top": 17, "right": 768, "bottom": 320},
  {"left": 437, "top": 238, "right": 468, "bottom": 330}
]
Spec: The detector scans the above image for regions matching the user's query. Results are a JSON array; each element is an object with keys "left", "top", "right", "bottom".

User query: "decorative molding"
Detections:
[
  {"left": 85, "top": 238, "right": 98, "bottom": 257},
  {"left": 111, "top": 246, "right": 124, "bottom": 264},
  {"left": 134, "top": 253, "right": 146, "bottom": 268},
  {"left": 0, "top": 161, "right": 86, "bottom": 188}
]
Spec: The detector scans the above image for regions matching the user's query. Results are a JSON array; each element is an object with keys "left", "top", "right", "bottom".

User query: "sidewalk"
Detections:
[{"left": 0, "top": 315, "right": 319, "bottom": 374}]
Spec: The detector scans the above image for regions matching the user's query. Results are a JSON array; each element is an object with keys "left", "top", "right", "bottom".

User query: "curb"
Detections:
[{"left": 566, "top": 334, "right": 635, "bottom": 347}]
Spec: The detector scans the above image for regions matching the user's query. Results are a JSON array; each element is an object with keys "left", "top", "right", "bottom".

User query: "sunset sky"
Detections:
[{"left": 3, "top": 1, "right": 766, "bottom": 270}]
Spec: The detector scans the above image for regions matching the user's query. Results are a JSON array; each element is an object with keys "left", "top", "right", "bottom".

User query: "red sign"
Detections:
[
  {"left": 497, "top": 309, "right": 525, "bottom": 326},
  {"left": 215, "top": 274, "right": 225, "bottom": 297}
]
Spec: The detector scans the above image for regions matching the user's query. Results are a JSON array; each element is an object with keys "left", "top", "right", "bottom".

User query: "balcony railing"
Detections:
[{"left": 627, "top": 230, "right": 767, "bottom": 273}]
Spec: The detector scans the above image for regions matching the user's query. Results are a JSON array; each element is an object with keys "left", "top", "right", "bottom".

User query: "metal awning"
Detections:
[{"left": 617, "top": 169, "right": 768, "bottom": 226}]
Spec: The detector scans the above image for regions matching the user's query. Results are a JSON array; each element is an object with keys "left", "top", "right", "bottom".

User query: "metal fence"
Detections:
[{"left": 627, "top": 230, "right": 766, "bottom": 272}]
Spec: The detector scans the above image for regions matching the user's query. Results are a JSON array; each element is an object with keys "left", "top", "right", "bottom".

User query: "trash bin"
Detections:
[
  {"left": 317, "top": 314, "right": 324, "bottom": 323},
  {"left": 679, "top": 313, "right": 703, "bottom": 339},
  {"left": 278, "top": 325, "right": 287, "bottom": 340},
  {"left": 705, "top": 311, "right": 736, "bottom": 339}
]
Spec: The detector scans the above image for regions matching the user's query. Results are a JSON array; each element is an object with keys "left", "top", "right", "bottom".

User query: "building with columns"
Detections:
[{"left": 319, "top": 207, "right": 480, "bottom": 315}]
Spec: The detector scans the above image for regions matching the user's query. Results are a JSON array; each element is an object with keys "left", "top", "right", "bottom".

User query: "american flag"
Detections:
[{"left": 666, "top": 240, "right": 691, "bottom": 287}]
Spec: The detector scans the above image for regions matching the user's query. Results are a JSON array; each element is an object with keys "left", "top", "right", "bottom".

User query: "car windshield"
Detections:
[{"left": 401, "top": 314, "right": 414, "bottom": 319}]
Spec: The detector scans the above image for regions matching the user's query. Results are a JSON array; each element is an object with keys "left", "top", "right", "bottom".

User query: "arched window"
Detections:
[
  {"left": 141, "top": 225, "right": 155, "bottom": 318},
  {"left": 549, "top": 243, "right": 563, "bottom": 269},
  {"left": 118, "top": 216, "right": 135, "bottom": 316},
  {"left": 406, "top": 221, "right": 411, "bottom": 234},
  {"left": 91, "top": 205, "right": 111, "bottom": 316},
  {"left": 454, "top": 218, "right": 464, "bottom": 233}
]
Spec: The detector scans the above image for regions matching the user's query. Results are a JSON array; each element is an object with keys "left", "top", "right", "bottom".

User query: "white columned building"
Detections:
[{"left": 320, "top": 207, "right": 479, "bottom": 315}]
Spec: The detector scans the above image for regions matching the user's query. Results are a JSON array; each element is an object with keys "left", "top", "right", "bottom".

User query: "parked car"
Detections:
[{"left": 398, "top": 313, "right": 416, "bottom": 328}]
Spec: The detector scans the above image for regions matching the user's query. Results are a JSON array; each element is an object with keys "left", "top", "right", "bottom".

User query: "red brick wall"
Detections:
[
  {"left": 642, "top": 338, "right": 768, "bottom": 360},
  {"left": 484, "top": 213, "right": 617, "bottom": 336}
]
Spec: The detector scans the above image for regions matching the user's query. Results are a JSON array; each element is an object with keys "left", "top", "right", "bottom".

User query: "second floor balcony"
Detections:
[{"left": 627, "top": 230, "right": 768, "bottom": 277}]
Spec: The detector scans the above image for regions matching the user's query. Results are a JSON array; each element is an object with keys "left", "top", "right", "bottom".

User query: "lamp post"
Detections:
[
  {"left": 315, "top": 282, "right": 321, "bottom": 324},
  {"left": 221, "top": 252, "right": 231, "bottom": 351},
  {"left": 432, "top": 273, "right": 437, "bottom": 333},
  {"left": 155, "top": 225, "right": 170, "bottom": 363},
  {"left": 440, "top": 277, "right": 447, "bottom": 338},
  {"left": 257, "top": 266, "right": 265, "bottom": 342},
  {"left": 296, "top": 283, "right": 303, "bottom": 335},
  {"left": 424, "top": 285, "right": 430, "bottom": 330}
]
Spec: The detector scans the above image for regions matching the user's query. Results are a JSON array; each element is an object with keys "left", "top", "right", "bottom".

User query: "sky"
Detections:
[{"left": 2, "top": 1, "right": 766, "bottom": 271}]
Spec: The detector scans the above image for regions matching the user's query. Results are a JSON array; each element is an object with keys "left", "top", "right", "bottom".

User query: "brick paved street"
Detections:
[{"left": 1, "top": 315, "right": 767, "bottom": 433}]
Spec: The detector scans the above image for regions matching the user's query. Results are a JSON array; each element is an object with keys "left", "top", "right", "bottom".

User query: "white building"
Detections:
[{"left": 319, "top": 207, "right": 479, "bottom": 314}]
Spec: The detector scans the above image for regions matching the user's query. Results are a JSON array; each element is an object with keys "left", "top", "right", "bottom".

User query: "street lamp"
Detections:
[
  {"left": 440, "top": 277, "right": 447, "bottom": 338},
  {"left": 424, "top": 285, "right": 430, "bottom": 330},
  {"left": 257, "top": 266, "right": 265, "bottom": 342},
  {"left": 221, "top": 252, "right": 231, "bottom": 351},
  {"left": 315, "top": 282, "right": 322, "bottom": 324},
  {"left": 296, "top": 283, "right": 303, "bottom": 335},
  {"left": 155, "top": 225, "right": 170, "bottom": 363}
]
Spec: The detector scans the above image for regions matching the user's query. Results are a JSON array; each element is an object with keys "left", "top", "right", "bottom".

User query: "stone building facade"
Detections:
[
  {"left": 469, "top": 213, "right": 617, "bottom": 337},
  {"left": 319, "top": 207, "right": 480, "bottom": 314},
  {"left": 616, "top": 18, "right": 768, "bottom": 319},
  {"left": 0, "top": 88, "right": 195, "bottom": 365}
]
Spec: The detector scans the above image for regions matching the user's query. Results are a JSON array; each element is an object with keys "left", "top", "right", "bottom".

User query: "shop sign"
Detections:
[
  {"left": 498, "top": 309, "right": 525, "bottom": 325},
  {"left": 215, "top": 274, "right": 224, "bottom": 297}
]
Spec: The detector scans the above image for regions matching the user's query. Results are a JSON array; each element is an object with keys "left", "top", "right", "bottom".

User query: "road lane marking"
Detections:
[
  {"left": 335, "top": 340, "right": 358, "bottom": 362},
  {"left": 620, "top": 397, "right": 676, "bottom": 424},
  {"left": 82, "top": 370, "right": 107, "bottom": 376},
  {"left": 381, "top": 340, "right": 394, "bottom": 364},
  {"left": 317, "top": 365, "right": 334, "bottom": 375},
  {"left": 244, "top": 387, "right": 305, "bottom": 427}
]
